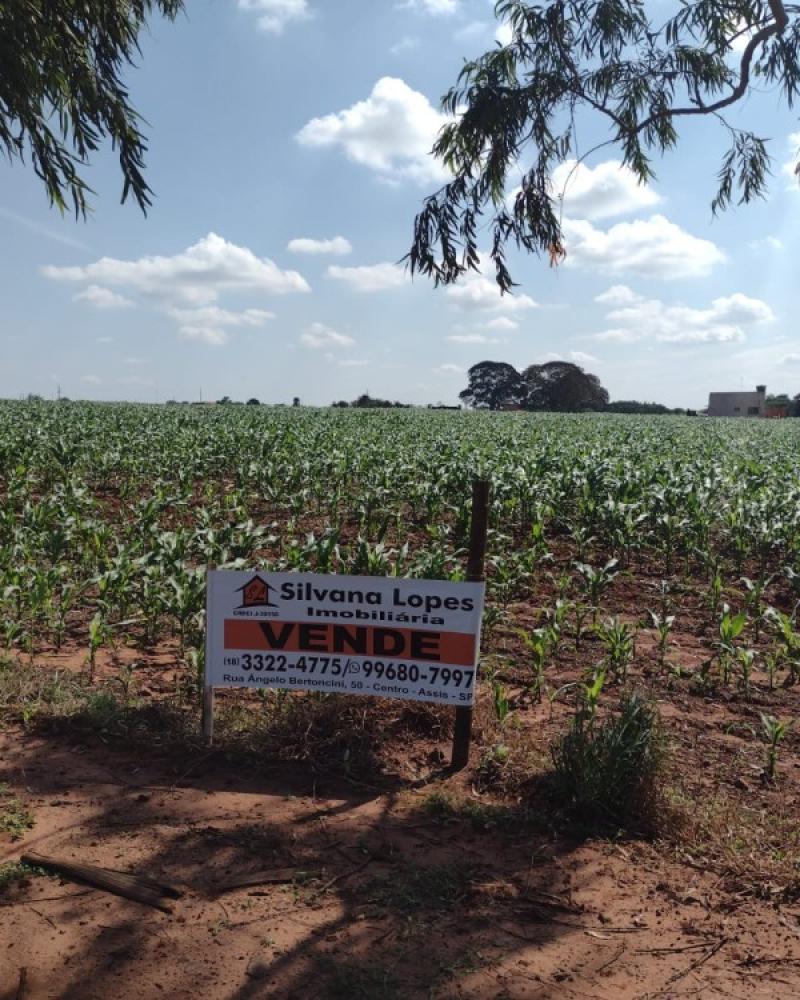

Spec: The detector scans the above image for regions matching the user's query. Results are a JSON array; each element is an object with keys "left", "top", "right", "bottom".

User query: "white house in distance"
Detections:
[{"left": 707, "top": 385, "right": 766, "bottom": 418}]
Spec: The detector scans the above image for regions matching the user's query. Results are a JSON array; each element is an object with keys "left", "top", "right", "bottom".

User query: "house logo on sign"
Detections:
[{"left": 236, "top": 575, "right": 278, "bottom": 611}]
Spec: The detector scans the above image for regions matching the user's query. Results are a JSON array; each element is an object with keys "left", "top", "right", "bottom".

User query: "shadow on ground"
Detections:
[{"left": 0, "top": 712, "right": 621, "bottom": 1000}]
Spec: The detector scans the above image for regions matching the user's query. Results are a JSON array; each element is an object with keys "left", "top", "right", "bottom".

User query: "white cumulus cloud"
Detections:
[
  {"left": 168, "top": 306, "right": 275, "bottom": 346},
  {"left": 287, "top": 236, "right": 352, "bottom": 256},
  {"left": 73, "top": 285, "right": 133, "bottom": 309},
  {"left": 545, "top": 350, "right": 600, "bottom": 366},
  {"left": 297, "top": 77, "right": 450, "bottom": 185},
  {"left": 551, "top": 159, "right": 661, "bottom": 220},
  {"left": 447, "top": 333, "right": 502, "bottom": 344},
  {"left": 327, "top": 261, "right": 408, "bottom": 292},
  {"left": 782, "top": 353, "right": 800, "bottom": 364},
  {"left": 433, "top": 363, "right": 464, "bottom": 374},
  {"left": 237, "top": 0, "right": 311, "bottom": 33},
  {"left": 301, "top": 322, "right": 356, "bottom": 349},
  {"left": 781, "top": 131, "right": 800, "bottom": 189},
  {"left": 595, "top": 292, "right": 774, "bottom": 344},
  {"left": 495, "top": 21, "right": 513, "bottom": 45},
  {"left": 390, "top": 35, "right": 420, "bottom": 54},
  {"left": 446, "top": 273, "right": 537, "bottom": 313},
  {"left": 749, "top": 236, "right": 783, "bottom": 251},
  {"left": 563, "top": 215, "right": 724, "bottom": 279},
  {"left": 594, "top": 285, "right": 643, "bottom": 306},
  {"left": 338, "top": 359, "right": 369, "bottom": 367},
  {"left": 485, "top": 316, "right": 519, "bottom": 330},
  {"left": 177, "top": 326, "right": 229, "bottom": 347},
  {"left": 43, "top": 233, "right": 310, "bottom": 306},
  {"left": 400, "top": 0, "right": 458, "bottom": 13},
  {"left": 455, "top": 20, "right": 488, "bottom": 40}
]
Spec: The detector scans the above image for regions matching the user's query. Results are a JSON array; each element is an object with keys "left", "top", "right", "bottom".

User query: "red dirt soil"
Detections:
[{"left": 2, "top": 702, "right": 800, "bottom": 1000}]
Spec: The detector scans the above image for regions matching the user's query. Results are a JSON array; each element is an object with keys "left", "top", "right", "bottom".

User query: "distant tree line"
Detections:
[
  {"left": 766, "top": 394, "right": 800, "bottom": 417},
  {"left": 606, "top": 400, "right": 686, "bottom": 415},
  {"left": 460, "top": 361, "right": 609, "bottom": 411},
  {"left": 459, "top": 361, "right": 689, "bottom": 413},
  {"left": 332, "top": 394, "right": 411, "bottom": 409}
]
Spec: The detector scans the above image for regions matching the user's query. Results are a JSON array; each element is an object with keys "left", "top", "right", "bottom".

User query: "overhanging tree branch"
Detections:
[
  {"left": 638, "top": 12, "right": 784, "bottom": 126},
  {"left": 406, "top": 0, "right": 800, "bottom": 291},
  {"left": 0, "top": 0, "right": 184, "bottom": 216}
]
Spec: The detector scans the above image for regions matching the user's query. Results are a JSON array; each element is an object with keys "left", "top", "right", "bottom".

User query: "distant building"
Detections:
[{"left": 707, "top": 385, "right": 766, "bottom": 418}]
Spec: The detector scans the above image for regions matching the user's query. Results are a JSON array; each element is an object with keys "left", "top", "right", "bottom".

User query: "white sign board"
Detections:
[{"left": 205, "top": 572, "right": 485, "bottom": 706}]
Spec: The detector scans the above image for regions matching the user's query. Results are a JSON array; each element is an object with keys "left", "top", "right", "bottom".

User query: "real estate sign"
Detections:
[{"left": 205, "top": 571, "right": 485, "bottom": 706}]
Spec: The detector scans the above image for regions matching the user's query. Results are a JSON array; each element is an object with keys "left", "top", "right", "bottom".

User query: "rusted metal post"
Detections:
[
  {"left": 202, "top": 567, "right": 214, "bottom": 745},
  {"left": 202, "top": 685, "right": 214, "bottom": 746},
  {"left": 451, "top": 479, "right": 490, "bottom": 770}
]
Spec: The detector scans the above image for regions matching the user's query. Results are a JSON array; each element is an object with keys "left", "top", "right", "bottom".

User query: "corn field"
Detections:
[{"left": 2, "top": 400, "right": 800, "bottom": 708}]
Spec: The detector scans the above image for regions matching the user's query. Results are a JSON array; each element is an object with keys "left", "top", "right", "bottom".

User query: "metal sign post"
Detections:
[
  {"left": 451, "top": 479, "right": 490, "bottom": 770},
  {"left": 202, "top": 573, "right": 215, "bottom": 746}
]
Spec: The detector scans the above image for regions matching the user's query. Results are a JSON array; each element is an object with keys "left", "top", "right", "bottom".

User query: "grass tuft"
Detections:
[
  {"left": 364, "top": 862, "right": 474, "bottom": 915},
  {"left": 0, "top": 784, "right": 34, "bottom": 841},
  {"left": 0, "top": 862, "right": 47, "bottom": 894},
  {"left": 550, "top": 691, "right": 667, "bottom": 832},
  {"left": 319, "top": 957, "right": 400, "bottom": 1000}
]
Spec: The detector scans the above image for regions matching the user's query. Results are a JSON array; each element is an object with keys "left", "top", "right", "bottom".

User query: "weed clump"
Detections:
[
  {"left": 551, "top": 691, "right": 666, "bottom": 832},
  {"left": 0, "top": 862, "right": 47, "bottom": 894},
  {"left": 0, "top": 785, "right": 34, "bottom": 841}
]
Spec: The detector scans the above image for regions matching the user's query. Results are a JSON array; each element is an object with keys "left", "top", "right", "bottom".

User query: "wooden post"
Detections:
[{"left": 451, "top": 479, "right": 490, "bottom": 770}]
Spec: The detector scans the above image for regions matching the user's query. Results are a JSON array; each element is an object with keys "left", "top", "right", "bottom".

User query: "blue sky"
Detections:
[{"left": 1, "top": 0, "right": 799, "bottom": 408}]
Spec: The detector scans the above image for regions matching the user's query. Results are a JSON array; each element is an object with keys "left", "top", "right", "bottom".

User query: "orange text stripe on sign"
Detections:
[{"left": 224, "top": 620, "right": 477, "bottom": 667}]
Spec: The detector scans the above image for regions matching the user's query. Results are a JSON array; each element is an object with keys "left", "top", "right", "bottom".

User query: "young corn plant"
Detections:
[
  {"left": 596, "top": 617, "right": 635, "bottom": 683},
  {"left": 525, "top": 516, "right": 552, "bottom": 571},
  {"left": 656, "top": 512, "right": 689, "bottom": 577},
  {"left": 574, "top": 603, "right": 591, "bottom": 651},
  {"left": 764, "top": 649, "right": 781, "bottom": 692},
  {"left": 582, "top": 666, "right": 606, "bottom": 723},
  {"left": 708, "top": 568, "right": 723, "bottom": 622},
  {"left": 741, "top": 574, "right": 773, "bottom": 643},
  {"left": 488, "top": 669, "right": 511, "bottom": 727},
  {"left": 570, "top": 525, "right": 596, "bottom": 563},
  {"left": 736, "top": 648, "right": 755, "bottom": 699},
  {"left": 184, "top": 646, "right": 205, "bottom": 701},
  {"left": 52, "top": 581, "right": 79, "bottom": 652},
  {"left": 488, "top": 552, "right": 520, "bottom": 606},
  {"left": 518, "top": 628, "right": 548, "bottom": 703},
  {"left": 717, "top": 607, "right": 747, "bottom": 686},
  {"left": 655, "top": 579, "right": 672, "bottom": 620},
  {"left": 481, "top": 605, "right": 505, "bottom": 645},
  {"left": 87, "top": 611, "right": 110, "bottom": 683},
  {"left": 166, "top": 568, "right": 206, "bottom": 656},
  {"left": 760, "top": 714, "right": 795, "bottom": 781},
  {"left": 768, "top": 610, "right": 800, "bottom": 686},
  {"left": 575, "top": 560, "right": 619, "bottom": 625},
  {"left": 647, "top": 610, "right": 675, "bottom": 672},
  {"left": 542, "top": 598, "right": 569, "bottom": 653}
]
